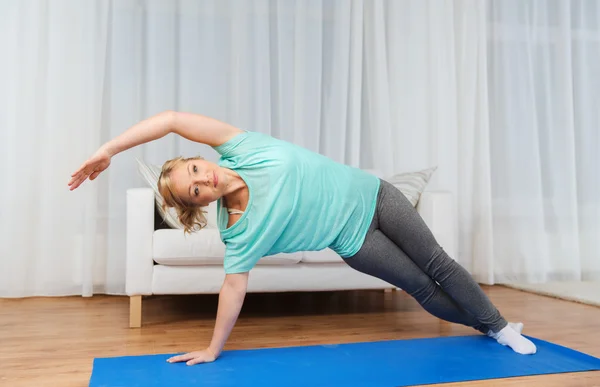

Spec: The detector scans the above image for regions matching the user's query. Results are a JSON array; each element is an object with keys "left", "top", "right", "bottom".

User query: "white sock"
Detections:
[
  {"left": 494, "top": 324, "right": 537, "bottom": 355},
  {"left": 487, "top": 322, "right": 523, "bottom": 339}
]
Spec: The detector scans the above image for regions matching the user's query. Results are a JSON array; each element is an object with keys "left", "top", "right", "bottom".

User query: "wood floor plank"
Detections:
[{"left": 1, "top": 285, "right": 599, "bottom": 386}]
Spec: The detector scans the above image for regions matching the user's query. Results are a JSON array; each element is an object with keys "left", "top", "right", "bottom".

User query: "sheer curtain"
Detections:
[
  {"left": 486, "top": 0, "right": 600, "bottom": 283},
  {"left": 0, "top": 0, "right": 597, "bottom": 297}
]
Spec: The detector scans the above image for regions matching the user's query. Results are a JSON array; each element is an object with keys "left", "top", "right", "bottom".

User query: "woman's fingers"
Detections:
[
  {"left": 167, "top": 350, "right": 214, "bottom": 366},
  {"left": 69, "top": 171, "right": 91, "bottom": 190},
  {"left": 69, "top": 179, "right": 81, "bottom": 190},
  {"left": 69, "top": 167, "right": 87, "bottom": 186},
  {"left": 167, "top": 353, "right": 195, "bottom": 363},
  {"left": 69, "top": 160, "right": 99, "bottom": 189},
  {"left": 69, "top": 153, "right": 111, "bottom": 189},
  {"left": 70, "top": 173, "right": 85, "bottom": 188},
  {"left": 186, "top": 357, "right": 205, "bottom": 366},
  {"left": 71, "top": 161, "right": 89, "bottom": 177},
  {"left": 68, "top": 173, "right": 83, "bottom": 187}
]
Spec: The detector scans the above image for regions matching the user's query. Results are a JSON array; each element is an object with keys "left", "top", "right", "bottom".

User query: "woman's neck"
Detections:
[{"left": 221, "top": 168, "right": 247, "bottom": 209}]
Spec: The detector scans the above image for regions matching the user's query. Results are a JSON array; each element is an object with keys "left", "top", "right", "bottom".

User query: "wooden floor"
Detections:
[{"left": 1, "top": 285, "right": 599, "bottom": 387}]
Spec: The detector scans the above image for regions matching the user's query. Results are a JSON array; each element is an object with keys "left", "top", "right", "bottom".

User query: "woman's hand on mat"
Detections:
[
  {"left": 68, "top": 146, "right": 112, "bottom": 190},
  {"left": 167, "top": 349, "right": 217, "bottom": 366}
]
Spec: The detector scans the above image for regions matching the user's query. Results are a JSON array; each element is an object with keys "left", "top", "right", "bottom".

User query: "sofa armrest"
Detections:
[
  {"left": 416, "top": 191, "right": 458, "bottom": 259},
  {"left": 126, "top": 188, "right": 155, "bottom": 295}
]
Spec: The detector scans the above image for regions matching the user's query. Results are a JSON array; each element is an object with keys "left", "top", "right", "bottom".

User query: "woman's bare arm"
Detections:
[
  {"left": 167, "top": 272, "right": 249, "bottom": 365},
  {"left": 69, "top": 111, "right": 241, "bottom": 190},
  {"left": 102, "top": 110, "right": 242, "bottom": 157}
]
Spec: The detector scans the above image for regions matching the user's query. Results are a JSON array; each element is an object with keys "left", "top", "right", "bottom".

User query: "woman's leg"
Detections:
[
  {"left": 345, "top": 227, "right": 489, "bottom": 334},
  {"left": 374, "top": 180, "right": 536, "bottom": 354},
  {"left": 374, "top": 180, "right": 507, "bottom": 331}
]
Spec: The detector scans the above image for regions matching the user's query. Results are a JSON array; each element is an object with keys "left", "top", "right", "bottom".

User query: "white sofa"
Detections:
[{"left": 125, "top": 172, "right": 457, "bottom": 327}]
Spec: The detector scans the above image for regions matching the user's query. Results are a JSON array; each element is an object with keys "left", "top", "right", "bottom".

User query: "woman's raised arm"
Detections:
[{"left": 68, "top": 111, "right": 241, "bottom": 190}]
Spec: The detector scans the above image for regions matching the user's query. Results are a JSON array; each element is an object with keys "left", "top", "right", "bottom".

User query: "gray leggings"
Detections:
[{"left": 345, "top": 179, "right": 507, "bottom": 334}]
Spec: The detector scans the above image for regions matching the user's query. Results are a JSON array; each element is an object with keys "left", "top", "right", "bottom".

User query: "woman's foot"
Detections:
[
  {"left": 487, "top": 321, "right": 523, "bottom": 339},
  {"left": 489, "top": 323, "right": 536, "bottom": 355}
]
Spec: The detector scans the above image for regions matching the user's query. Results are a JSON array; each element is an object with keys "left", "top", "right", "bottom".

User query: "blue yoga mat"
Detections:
[{"left": 89, "top": 335, "right": 600, "bottom": 387}]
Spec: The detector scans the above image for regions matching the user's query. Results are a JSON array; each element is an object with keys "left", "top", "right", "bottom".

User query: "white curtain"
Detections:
[
  {"left": 486, "top": 0, "right": 600, "bottom": 283},
  {"left": 1, "top": 0, "right": 597, "bottom": 297}
]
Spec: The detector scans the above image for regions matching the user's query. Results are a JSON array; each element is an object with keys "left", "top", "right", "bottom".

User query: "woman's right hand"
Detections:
[
  {"left": 167, "top": 349, "right": 217, "bottom": 366},
  {"left": 68, "top": 146, "right": 112, "bottom": 190}
]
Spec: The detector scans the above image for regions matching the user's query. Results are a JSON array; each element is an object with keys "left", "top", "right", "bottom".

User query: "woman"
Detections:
[{"left": 69, "top": 111, "right": 536, "bottom": 365}]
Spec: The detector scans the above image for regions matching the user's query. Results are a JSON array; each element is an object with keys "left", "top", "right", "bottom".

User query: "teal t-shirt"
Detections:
[{"left": 213, "top": 131, "right": 380, "bottom": 274}]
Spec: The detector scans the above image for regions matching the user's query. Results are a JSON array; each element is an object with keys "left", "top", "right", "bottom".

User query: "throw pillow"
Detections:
[{"left": 384, "top": 166, "right": 437, "bottom": 207}]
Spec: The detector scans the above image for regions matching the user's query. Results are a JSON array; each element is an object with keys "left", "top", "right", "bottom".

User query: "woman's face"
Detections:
[{"left": 170, "top": 159, "right": 224, "bottom": 207}]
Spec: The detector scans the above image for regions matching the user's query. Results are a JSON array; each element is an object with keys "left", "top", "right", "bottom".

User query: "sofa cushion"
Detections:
[
  {"left": 153, "top": 229, "right": 302, "bottom": 266},
  {"left": 302, "top": 248, "right": 344, "bottom": 263}
]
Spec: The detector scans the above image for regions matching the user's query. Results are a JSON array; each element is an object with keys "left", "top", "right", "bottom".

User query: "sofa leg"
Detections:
[{"left": 129, "top": 295, "right": 142, "bottom": 328}]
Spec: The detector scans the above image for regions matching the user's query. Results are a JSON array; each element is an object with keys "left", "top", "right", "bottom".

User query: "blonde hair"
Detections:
[{"left": 158, "top": 156, "right": 208, "bottom": 234}]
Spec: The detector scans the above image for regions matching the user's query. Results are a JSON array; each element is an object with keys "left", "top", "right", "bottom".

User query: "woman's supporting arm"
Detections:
[
  {"left": 166, "top": 272, "right": 249, "bottom": 366},
  {"left": 208, "top": 272, "right": 249, "bottom": 357}
]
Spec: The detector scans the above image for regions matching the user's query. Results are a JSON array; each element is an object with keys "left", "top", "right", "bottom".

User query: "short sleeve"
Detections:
[
  {"left": 212, "top": 131, "right": 249, "bottom": 158},
  {"left": 213, "top": 130, "right": 282, "bottom": 160},
  {"left": 222, "top": 242, "right": 262, "bottom": 274}
]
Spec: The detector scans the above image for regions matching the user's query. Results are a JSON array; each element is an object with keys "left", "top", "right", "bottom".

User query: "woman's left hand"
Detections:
[
  {"left": 68, "top": 146, "right": 112, "bottom": 190},
  {"left": 167, "top": 349, "right": 217, "bottom": 366}
]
